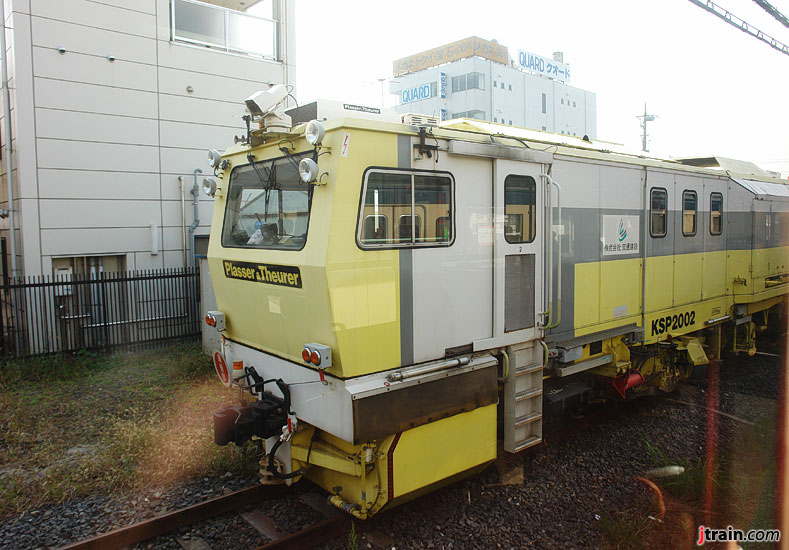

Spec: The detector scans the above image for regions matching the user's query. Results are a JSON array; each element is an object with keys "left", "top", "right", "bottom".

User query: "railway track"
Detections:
[{"left": 58, "top": 483, "right": 351, "bottom": 550}]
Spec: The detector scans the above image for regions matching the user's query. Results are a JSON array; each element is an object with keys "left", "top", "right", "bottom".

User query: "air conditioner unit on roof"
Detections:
[{"left": 400, "top": 113, "right": 440, "bottom": 127}]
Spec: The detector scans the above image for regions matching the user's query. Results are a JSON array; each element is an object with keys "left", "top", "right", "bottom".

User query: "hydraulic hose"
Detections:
[{"left": 268, "top": 437, "right": 303, "bottom": 480}]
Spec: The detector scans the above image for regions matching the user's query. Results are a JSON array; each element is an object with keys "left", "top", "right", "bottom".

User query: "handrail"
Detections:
[{"left": 540, "top": 173, "right": 563, "bottom": 329}]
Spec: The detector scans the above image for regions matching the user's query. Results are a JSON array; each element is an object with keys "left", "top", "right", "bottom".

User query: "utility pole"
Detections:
[{"left": 637, "top": 103, "right": 657, "bottom": 152}]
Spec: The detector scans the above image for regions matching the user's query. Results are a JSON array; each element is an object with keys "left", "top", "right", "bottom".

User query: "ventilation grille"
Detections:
[
  {"left": 401, "top": 113, "right": 439, "bottom": 127},
  {"left": 505, "top": 254, "right": 535, "bottom": 332}
]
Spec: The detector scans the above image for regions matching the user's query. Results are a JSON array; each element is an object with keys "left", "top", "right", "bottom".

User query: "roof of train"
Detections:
[{"left": 231, "top": 114, "right": 789, "bottom": 193}]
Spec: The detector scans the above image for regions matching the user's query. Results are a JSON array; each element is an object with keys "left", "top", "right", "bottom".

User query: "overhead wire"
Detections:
[
  {"left": 686, "top": 0, "right": 789, "bottom": 57},
  {"left": 751, "top": 0, "right": 789, "bottom": 28}
]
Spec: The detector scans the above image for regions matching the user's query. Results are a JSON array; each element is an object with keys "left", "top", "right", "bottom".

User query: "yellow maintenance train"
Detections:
[{"left": 204, "top": 86, "right": 788, "bottom": 518}]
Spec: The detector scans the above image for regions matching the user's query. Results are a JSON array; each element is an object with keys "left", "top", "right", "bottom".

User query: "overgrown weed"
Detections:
[{"left": 0, "top": 343, "right": 253, "bottom": 518}]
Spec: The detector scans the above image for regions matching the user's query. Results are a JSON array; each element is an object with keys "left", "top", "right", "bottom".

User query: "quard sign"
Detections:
[{"left": 401, "top": 84, "right": 431, "bottom": 103}]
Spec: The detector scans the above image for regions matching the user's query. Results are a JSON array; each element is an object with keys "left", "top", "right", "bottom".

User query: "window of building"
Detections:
[
  {"left": 500, "top": 81, "right": 504, "bottom": 89},
  {"left": 509, "top": 120, "right": 512, "bottom": 125},
  {"left": 452, "top": 72, "right": 485, "bottom": 93},
  {"left": 541, "top": 125, "right": 546, "bottom": 131},
  {"left": 508, "top": 84, "right": 512, "bottom": 91},
  {"left": 573, "top": 101, "right": 577, "bottom": 107},
  {"left": 650, "top": 188, "right": 668, "bottom": 237},
  {"left": 493, "top": 117, "right": 497, "bottom": 123},
  {"left": 710, "top": 192, "right": 723, "bottom": 235},
  {"left": 561, "top": 98, "right": 564, "bottom": 105},
  {"left": 222, "top": 153, "right": 311, "bottom": 250},
  {"left": 452, "top": 109, "right": 485, "bottom": 120},
  {"left": 493, "top": 80, "right": 497, "bottom": 87},
  {"left": 430, "top": 81, "right": 438, "bottom": 97},
  {"left": 172, "top": 0, "right": 277, "bottom": 58},
  {"left": 358, "top": 170, "right": 453, "bottom": 249},
  {"left": 504, "top": 175, "right": 536, "bottom": 243},
  {"left": 541, "top": 93, "right": 547, "bottom": 114},
  {"left": 682, "top": 190, "right": 697, "bottom": 236},
  {"left": 467, "top": 72, "right": 484, "bottom": 90}
]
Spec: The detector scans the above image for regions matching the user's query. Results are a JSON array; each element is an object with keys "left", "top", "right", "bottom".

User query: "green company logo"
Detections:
[
  {"left": 618, "top": 219, "right": 627, "bottom": 242},
  {"left": 619, "top": 219, "right": 627, "bottom": 243}
]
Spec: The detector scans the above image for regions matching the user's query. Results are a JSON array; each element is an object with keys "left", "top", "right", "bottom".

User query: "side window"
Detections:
[
  {"left": 650, "top": 188, "right": 667, "bottom": 237},
  {"left": 710, "top": 192, "right": 723, "bottom": 235},
  {"left": 504, "top": 175, "right": 536, "bottom": 243},
  {"left": 682, "top": 190, "right": 697, "bottom": 236},
  {"left": 358, "top": 170, "right": 453, "bottom": 248},
  {"left": 363, "top": 215, "right": 388, "bottom": 242}
]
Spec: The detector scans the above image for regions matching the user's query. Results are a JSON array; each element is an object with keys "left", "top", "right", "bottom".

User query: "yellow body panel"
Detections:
[
  {"left": 325, "top": 129, "right": 402, "bottom": 377},
  {"left": 297, "top": 404, "right": 497, "bottom": 515},
  {"left": 206, "top": 127, "right": 404, "bottom": 378},
  {"left": 391, "top": 404, "right": 497, "bottom": 497},
  {"left": 645, "top": 255, "right": 674, "bottom": 311},
  {"left": 575, "top": 258, "right": 641, "bottom": 328},
  {"left": 573, "top": 247, "right": 786, "bottom": 343},
  {"left": 701, "top": 251, "right": 727, "bottom": 299},
  {"left": 206, "top": 136, "right": 339, "bottom": 371},
  {"left": 599, "top": 258, "right": 642, "bottom": 322},
  {"left": 673, "top": 253, "right": 703, "bottom": 305}
]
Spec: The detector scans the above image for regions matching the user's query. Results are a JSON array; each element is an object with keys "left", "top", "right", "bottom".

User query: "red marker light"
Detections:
[
  {"left": 310, "top": 350, "right": 321, "bottom": 366},
  {"left": 302, "top": 348, "right": 311, "bottom": 363}
]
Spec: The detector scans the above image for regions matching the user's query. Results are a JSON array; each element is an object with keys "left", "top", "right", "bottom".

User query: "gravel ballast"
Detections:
[{"left": 0, "top": 349, "right": 781, "bottom": 550}]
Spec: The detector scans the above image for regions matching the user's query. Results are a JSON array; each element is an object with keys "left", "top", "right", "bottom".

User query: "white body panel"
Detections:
[
  {"left": 411, "top": 153, "right": 494, "bottom": 361},
  {"left": 222, "top": 339, "right": 496, "bottom": 444}
]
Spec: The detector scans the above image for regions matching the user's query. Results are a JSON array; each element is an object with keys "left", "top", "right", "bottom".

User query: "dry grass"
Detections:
[{"left": 0, "top": 344, "right": 258, "bottom": 518}]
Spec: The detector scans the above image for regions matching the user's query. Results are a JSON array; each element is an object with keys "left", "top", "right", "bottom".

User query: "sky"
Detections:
[{"left": 271, "top": 0, "right": 789, "bottom": 177}]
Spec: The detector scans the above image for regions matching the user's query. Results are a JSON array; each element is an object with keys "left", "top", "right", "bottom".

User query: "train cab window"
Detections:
[
  {"left": 398, "top": 214, "right": 422, "bottom": 241},
  {"left": 363, "top": 215, "right": 388, "bottom": 242},
  {"left": 504, "top": 175, "right": 536, "bottom": 243},
  {"left": 650, "top": 188, "right": 667, "bottom": 237},
  {"left": 358, "top": 170, "right": 453, "bottom": 249},
  {"left": 221, "top": 153, "right": 311, "bottom": 250},
  {"left": 710, "top": 192, "right": 723, "bottom": 235},
  {"left": 682, "top": 190, "right": 697, "bottom": 236}
]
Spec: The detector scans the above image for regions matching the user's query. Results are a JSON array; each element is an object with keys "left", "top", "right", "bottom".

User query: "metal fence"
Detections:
[{"left": 0, "top": 268, "right": 201, "bottom": 358}]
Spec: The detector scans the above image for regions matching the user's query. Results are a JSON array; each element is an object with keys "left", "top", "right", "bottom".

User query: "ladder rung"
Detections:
[
  {"left": 515, "top": 388, "right": 542, "bottom": 402},
  {"left": 514, "top": 412, "right": 542, "bottom": 428},
  {"left": 513, "top": 436, "right": 542, "bottom": 452},
  {"left": 515, "top": 364, "right": 544, "bottom": 376}
]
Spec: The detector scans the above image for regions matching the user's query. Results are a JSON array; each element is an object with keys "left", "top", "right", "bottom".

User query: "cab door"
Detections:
[{"left": 484, "top": 159, "right": 546, "bottom": 348}]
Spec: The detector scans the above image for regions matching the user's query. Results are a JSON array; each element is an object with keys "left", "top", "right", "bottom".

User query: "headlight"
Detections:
[
  {"left": 207, "top": 149, "right": 222, "bottom": 168},
  {"left": 202, "top": 177, "right": 217, "bottom": 196},
  {"left": 305, "top": 120, "right": 325, "bottom": 146},
  {"left": 298, "top": 158, "right": 319, "bottom": 183}
]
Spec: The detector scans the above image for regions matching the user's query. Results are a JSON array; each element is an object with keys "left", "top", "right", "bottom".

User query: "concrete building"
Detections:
[
  {"left": 0, "top": 0, "right": 296, "bottom": 278},
  {"left": 391, "top": 37, "right": 596, "bottom": 138}
]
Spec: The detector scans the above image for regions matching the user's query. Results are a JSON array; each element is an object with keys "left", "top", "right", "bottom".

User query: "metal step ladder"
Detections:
[{"left": 503, "top": 342, "right": 543, "bottom": 453}]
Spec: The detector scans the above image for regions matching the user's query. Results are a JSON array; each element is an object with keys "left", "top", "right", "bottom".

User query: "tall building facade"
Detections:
[
  {"left": 0, "top": 0, "right": 296, "bottom": 277},
  {"left": 391, "top": 37, "right": 596, "bottom": 139}
]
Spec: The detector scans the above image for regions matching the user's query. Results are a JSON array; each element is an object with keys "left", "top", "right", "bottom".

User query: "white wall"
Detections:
[
  {"left": 1, "top": 0, "right": 296, "bottom": 276},
  {"left": 392, "top": 56, "right": 596, "bottom": 138}
]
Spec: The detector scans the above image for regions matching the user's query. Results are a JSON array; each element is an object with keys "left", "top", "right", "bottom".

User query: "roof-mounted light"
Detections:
[
  {"left": 208, "top": 149, "right": 222, "bottom": 168},
  {"left": 305, "top": 120, "right": 325, "bottom": 146},
  {"left": 299, "top": 158, "right": 319, "bottom": 183}
]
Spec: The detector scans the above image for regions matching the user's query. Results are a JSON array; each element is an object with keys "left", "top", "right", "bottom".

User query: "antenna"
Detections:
[{"left": 637, "top": 103, "right": 657, "bottom": 153}]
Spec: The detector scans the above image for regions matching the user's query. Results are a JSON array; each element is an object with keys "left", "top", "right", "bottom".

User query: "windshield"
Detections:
[{"left": 221, "top": 153, "right": 312, "bottom": 250}]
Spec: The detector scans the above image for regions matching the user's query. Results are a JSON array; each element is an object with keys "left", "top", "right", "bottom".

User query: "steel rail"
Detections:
[
  {"left": 255, "top": 515, "right": 351, "bottom": 550},
  {"left": 58, "top": 483, "right": 287, "bottom": 550}
]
